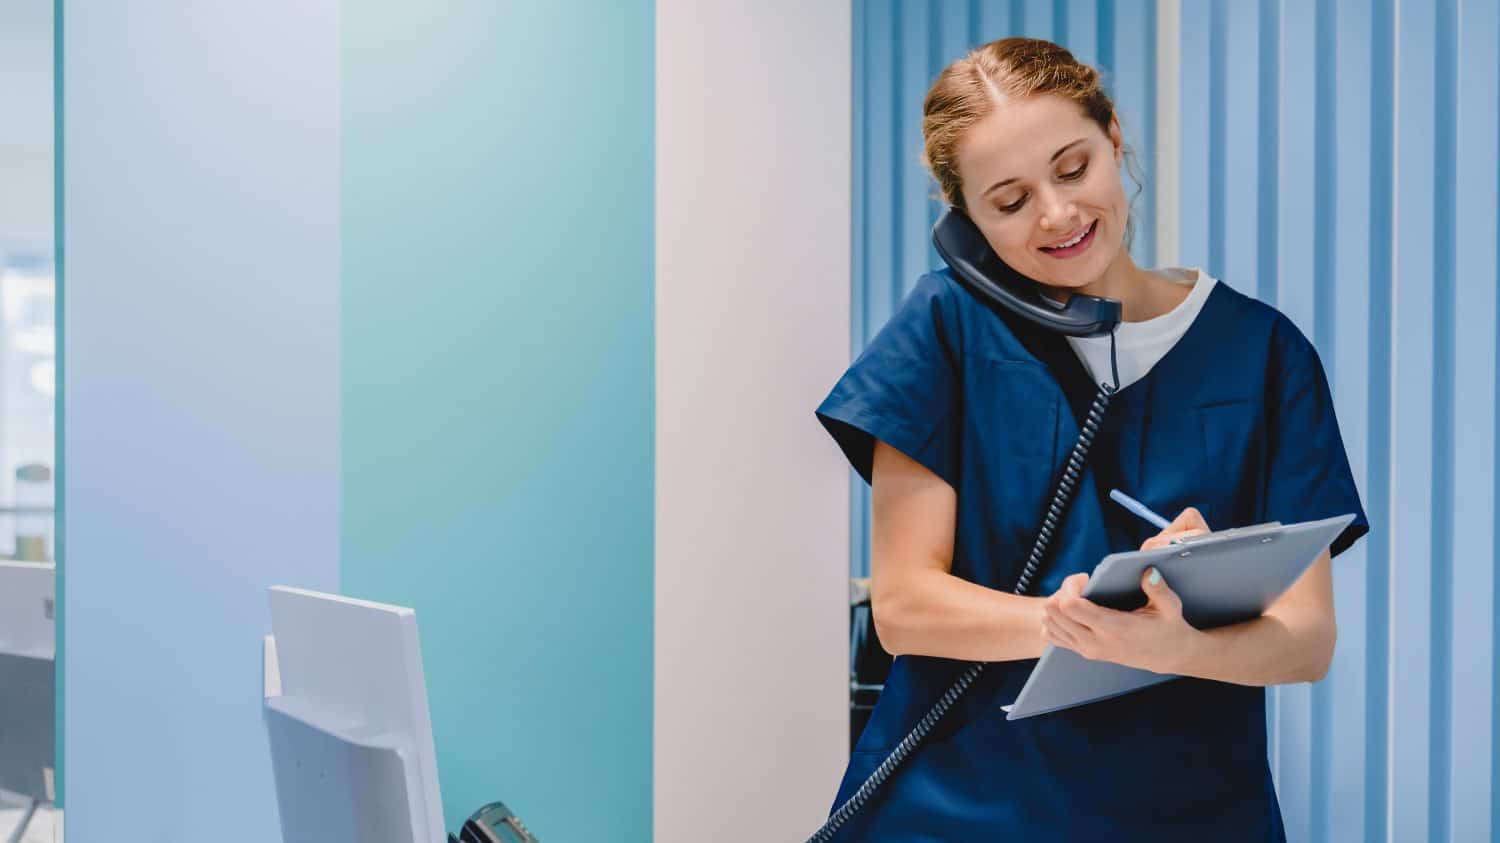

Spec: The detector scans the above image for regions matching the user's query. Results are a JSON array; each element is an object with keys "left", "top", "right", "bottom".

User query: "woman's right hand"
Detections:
[
  {"left": 1139, "top": 506, "right": 1210, "bottom": 550},
  {"left": 1040, "top": 572, "right": 1091, "bottom": 651}
]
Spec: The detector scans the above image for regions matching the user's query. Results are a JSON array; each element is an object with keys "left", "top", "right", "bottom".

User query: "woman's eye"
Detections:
[{"left": 996, "top": 162, "right": 1088, "bottom": 213}]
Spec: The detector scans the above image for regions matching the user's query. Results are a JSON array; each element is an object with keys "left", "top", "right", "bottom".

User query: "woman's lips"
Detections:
[{"left": 1039, "top": 220, "right": 1097, "bottom": 258}]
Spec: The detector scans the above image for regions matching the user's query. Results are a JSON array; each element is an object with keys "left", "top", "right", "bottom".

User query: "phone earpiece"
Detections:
[{"left": 931, "top": 207, "right": 1121, "bottom": 338}]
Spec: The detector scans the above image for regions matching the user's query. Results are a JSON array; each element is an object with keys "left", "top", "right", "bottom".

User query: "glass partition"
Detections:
[{"left": 0, "top": 0, "right": 59, "bottom": 839}]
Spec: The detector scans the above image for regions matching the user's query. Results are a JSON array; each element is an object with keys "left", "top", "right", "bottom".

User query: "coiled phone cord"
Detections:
[{"left": 808, "top": 336, "right": 1120, "bottom": 843}]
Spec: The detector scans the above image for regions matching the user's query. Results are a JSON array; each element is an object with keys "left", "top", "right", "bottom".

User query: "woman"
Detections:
[{"left": 815, "top": 38, "right": 1368, "bottom": 840}]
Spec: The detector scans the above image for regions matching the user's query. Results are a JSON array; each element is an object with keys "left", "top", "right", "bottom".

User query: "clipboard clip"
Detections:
[{"left": 1169, "top": 521, "right": 1284, "bottom": 547}]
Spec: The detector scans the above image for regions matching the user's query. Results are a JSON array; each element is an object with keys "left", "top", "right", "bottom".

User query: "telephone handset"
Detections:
[
  {"left": 448, "top": 801, "right": 539, "bottom": 843},
  {"left": 807, "top": 208, "right": 1124, "bottom": 842},
  {"left": 931, "top": 206, "right": 1121, "bottom": 338}
]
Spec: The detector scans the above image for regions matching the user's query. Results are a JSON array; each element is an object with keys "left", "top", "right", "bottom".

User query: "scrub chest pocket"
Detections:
[{"left": 1196, "top": 399, "right": 1265, "bottom": 529}]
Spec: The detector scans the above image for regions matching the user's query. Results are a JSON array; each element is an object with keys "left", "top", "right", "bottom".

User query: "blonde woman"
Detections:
[{"left": 815, "top": 38, "right": 1368, "bottom": 840}]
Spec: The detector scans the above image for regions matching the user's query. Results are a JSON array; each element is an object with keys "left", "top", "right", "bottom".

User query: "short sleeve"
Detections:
[
  {"left": 815, "top": 272, "right": 963, "bottom": 489},
  {"left": 1262, "top": 317, "right": 1370, "bottom": 558}
]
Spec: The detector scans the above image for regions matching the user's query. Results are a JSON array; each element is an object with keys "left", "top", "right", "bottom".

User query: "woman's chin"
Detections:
[
  {"left": 1037, "top": 283, "right": 1080, "bottom": 306},
  {"left": 1037, "top": 277, "right": 1095, "bottom": 297}
]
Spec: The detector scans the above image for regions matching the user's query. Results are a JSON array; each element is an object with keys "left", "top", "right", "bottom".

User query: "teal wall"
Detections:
[{"left": 340, "top": 3, "right": 655, "bottom": 838}]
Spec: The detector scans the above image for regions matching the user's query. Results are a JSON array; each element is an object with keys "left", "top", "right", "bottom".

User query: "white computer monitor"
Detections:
[
  {"left": 0, "top": 562, "right": 54, "bottom": 661},
  {"left": 263, "top": 585, "right": 445, "bottom": 843}
]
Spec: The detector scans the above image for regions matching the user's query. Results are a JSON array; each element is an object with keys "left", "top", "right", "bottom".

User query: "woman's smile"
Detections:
[{"left": 1039, "top": 219, "right": 1097, "bottom": 258}]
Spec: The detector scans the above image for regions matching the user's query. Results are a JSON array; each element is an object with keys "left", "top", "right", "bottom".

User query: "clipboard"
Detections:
[{"left": 1001, "top": 513, "right": 1357, "bottom": 720}]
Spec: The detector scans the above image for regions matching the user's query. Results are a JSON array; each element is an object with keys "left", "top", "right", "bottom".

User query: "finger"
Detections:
[
  {"left": 1046, "top": 600, "right": 1094, "bottom": 639},
  {"left": 1048, "top": 575, "right": 1081, "bottom": 599},
  {"left": 1167, "top": 527, "right": 1208, "bottom": 545},
  {"left": 1141, "top": 534, "right": 1169, "bottom": 550},
  {"left": 1139, "top": 566, "right": 1182, "bottom": 612},
  {"left": 1169, "top": 506, "right": 1210, "bottom": 533},
  {"left": 1142, "top": 526, "right": 1209, "bottom": 550},
  {"left": 1058, "top": 593, "right": 1123, "bottom": 632},
  {"left": 1041, "top": 616, "right": 1082, "bottom": 651},
  {"left": 1062, "top": 572, "right": 1089, "bottom": 596}
]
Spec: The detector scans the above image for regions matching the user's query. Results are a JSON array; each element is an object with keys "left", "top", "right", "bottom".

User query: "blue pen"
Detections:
[{"left": 1109, "top": 489, "right": 1172, "bottom": 530}]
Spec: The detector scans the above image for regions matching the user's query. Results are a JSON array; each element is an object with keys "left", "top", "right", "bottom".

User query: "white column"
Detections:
[
  {"left": 655, "top": 2, "right": 853, "bottom": 840},
  {"left": 1155, "top": 0, "right": 1181, "bottom": 268}
]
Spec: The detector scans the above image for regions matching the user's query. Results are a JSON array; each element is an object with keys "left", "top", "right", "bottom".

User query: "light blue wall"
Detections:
[
  {"left": 60, "top": 3, "right": 653, "bottom": 837},
  {"left": 60, "top": 1, "right": 341, "bottom": 839},
  {"left": 340, "top": 3, "right": 654, "bottom": 838}
]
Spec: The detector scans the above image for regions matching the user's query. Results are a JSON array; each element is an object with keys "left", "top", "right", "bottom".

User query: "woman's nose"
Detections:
[{"left": 1037, "top": 189, "right": 1079, "bottom": 232}]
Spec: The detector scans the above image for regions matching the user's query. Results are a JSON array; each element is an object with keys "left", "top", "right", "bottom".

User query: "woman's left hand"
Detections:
[{"left": 1040, "top": 568, "right": 1202, "bottom": 675}]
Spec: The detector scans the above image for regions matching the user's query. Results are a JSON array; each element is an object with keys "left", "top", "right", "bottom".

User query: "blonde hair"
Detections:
[{"left": 921, "top": 37, "right": 1143, "bottom": 243}]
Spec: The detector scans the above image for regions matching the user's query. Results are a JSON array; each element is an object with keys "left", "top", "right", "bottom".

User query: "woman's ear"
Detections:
[{"left": 1109, "top": 115, "right": 1124, "bottom": 163}]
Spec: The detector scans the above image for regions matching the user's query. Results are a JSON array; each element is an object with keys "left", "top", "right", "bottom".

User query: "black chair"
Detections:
[{"left": 849, "top": 578, "right": 893, "bottom": 751}]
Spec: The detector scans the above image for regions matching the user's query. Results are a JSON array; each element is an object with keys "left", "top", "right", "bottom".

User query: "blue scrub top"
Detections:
[{"left": 815, "top": 268, "right": 1369, "bottom": 841}]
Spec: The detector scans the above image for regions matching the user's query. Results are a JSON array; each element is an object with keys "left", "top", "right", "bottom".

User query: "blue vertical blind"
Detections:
[
  {"left": 1180, "top": 1, "right": 1499, "bottom": 840},
  {"left": 853, "top": 1, "right": 1500, "bottom": 840},
  {"left": 851, "top": 0, "right": 1158, "bottom": 580}
]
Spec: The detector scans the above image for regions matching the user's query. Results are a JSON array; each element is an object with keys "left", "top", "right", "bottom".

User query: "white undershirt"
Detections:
[{"left": 1065, "top": 267, "right": 1218, "bottom": 391}]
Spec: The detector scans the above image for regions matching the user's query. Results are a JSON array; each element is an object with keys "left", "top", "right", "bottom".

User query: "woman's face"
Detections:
[{"left": 954, "top": 94, "right": 1127, "bottom": 292}]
